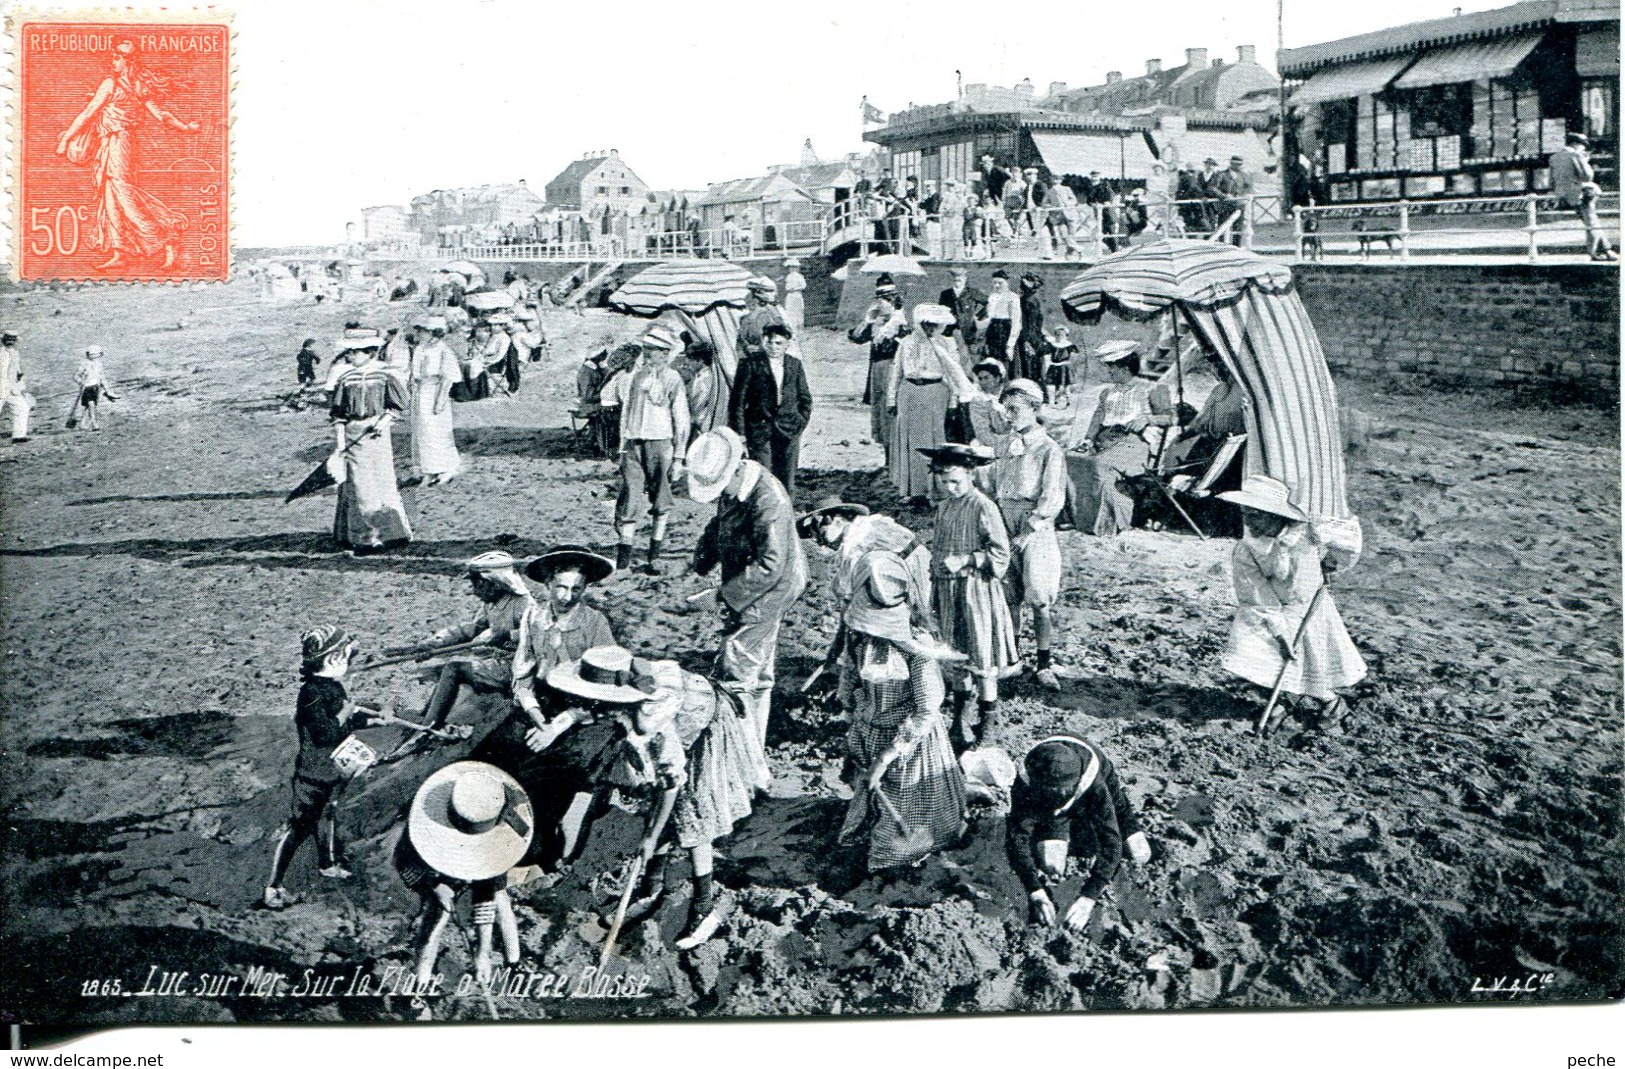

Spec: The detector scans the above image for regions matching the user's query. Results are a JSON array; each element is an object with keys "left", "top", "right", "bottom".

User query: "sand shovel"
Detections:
[
  {"left": 1256, "top": 582, "right": 1331, "bottom": 738},
  {"left": 871, "top": 787, "right": 934, "bottom": 859},
  {"left": 598, "top": 853, "right": 646, "bottom": 972}
]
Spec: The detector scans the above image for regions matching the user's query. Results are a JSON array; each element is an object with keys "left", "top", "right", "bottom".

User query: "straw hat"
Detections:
[
  {"left": 971, "top": 358, "right": 1007, "bottom": 380},
  {"left": 747, "top": 276, "right": 778, "bottom": 299},
  {"left": 544, "top": 645, "right": 651, "bottom": 705},
  {"left": 408, "top": 761, "right": 534, "bottom": 882},
  {"left": 525, "top": 543, "right": 616, "bottom": 584},
  {"left": 84, "top": 345, "right": 104, "bottom": 357},
  {"left": 300, "top": 624, "right": 355, "bottom": 672},
  {"left": 1000, "top": 378, "right": 1044, "bottom": 407},
  {"left": 335, "top": 328, "right": 384, "bottom": 352},
  {"left": 918, "top": 443, "right": 994, "bottom": 470},
  {"left": 1218, "top": 474, "right": 1308, "bottom": 522},
  {"left": 912, "top": 303, "right": 954, "bottom": 328},
  {"left": 685, "top": 428, "right": 747, "bottom": 503},
  {"left": 783, "top": 257, "right": 801, "bottom": 268},
  {"left": 844, "top": 570, "right": 966, "bottom": 664},
  {"left": 795, "top": 495, "right": 869, "bottom": 539},
  {"left": 1095, "top": 339, "right": 1141, "bottom": 365},
  {"left": 463, "top": 550, "right": 530, "bottom": 597}
]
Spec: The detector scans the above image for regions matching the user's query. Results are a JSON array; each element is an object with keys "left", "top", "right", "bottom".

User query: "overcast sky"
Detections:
[{"left": 7, "top": 0, "right": 1514, "bottom": 246}]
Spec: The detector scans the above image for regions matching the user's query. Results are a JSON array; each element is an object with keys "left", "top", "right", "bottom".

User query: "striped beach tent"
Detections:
[
  {"left": 609, "top": 261, "right": 754, "bottom": 428},
  {"left": 1060, "top": 240, "right": 1361, "bottom": 564}
]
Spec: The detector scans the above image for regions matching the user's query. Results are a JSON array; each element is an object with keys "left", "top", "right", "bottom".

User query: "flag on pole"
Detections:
[{"left": 861, "top": 96, "right": 884, "bottom": 125}]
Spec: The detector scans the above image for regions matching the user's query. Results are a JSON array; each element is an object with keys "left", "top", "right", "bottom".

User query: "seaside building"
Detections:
[
  {"left": 1279, "top": 0, "right": 1620, "bottom": 204},
  {"left": 544, "top": 150, "right": 652, "bottom": 216}
]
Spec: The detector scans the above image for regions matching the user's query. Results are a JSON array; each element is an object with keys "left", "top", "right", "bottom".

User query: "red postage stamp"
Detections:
[{"left": 9, "top": 15, "right": 231, "bottom": 282}]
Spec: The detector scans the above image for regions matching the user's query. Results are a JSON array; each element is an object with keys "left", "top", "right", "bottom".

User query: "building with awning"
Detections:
[{"left": 1279, "top": 0, "right": 1619, "bottom": 204}]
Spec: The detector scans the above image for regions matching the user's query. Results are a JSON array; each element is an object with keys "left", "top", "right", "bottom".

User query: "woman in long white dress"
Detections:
[
  {"left": 782, "top": 259, "right": 806, "bottom": 334},
  {"left": 408, "top": 316, "right": 462, "bottom": 486}
]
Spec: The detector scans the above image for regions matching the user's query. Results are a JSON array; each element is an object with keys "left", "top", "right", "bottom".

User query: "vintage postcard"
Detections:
[{"left": 0, "top": 0, "right": 1619, "bottom": 1054}]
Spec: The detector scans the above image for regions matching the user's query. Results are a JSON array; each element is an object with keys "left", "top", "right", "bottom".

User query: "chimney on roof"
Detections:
[
  {"left": 1016, "top": 78, "right": 1035, "bottom": 99},
  {"left": 1106, "top": 71, "right": 1123, "bottom": 84},
  {"left": 1048, "top": 81, "right": 1068, "bottom": 96},
  {"left": 1185, "top": 48, "right": 1209, "bottom": 69},
  {"left": 1146, "top": 58, "right": 1162, "bottom": 76},
  {"left": 609, "top": 148, "right": 619, "bottom": 157},
  {"left": 1237, "top": 44, "right": 1257, "bottom": 65}
]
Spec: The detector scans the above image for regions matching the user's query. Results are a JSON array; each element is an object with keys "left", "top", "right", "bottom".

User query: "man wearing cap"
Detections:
[
  {"left": 730, "top": 322, "right": 812, "bottom": 499},
  {"left": 1550, "top": 132, "right": 1616, "bottom": 261},
  {"left": 920, "top": 443, "right": 1016, "bottom": 748},
  {"left": 1007, "top": 733, "right": 1151, "bottom": 931},
  {"left": 735, "top": 278, "right": 786, "bottom": 368},
  {"left": 0, "top": 331, "right": 32, "bottom": 444},
  {"left": 688, "top": 427, "right": 808, "bottom": 766},
  {"left": 600, "top": 326, "right": 691, "bottom": 573},
  {"left": 401, "top": 551, "right": 536, "bottom": 731},
  {"left": 408, "top": 315, "right": 462, "bottom": 487},
  {"left": 328, "top": 331, "right": 412, "bottom": 554},
  {"left": 938, "top": 268, "right": 986, "bottom": 356},
  {"left": 848, "top": 286, "right": 907, "bottom": 464},
  {"left": 987, "top": 378, "right": 1066, "bottom": 690},
  {"left": 1218, "top": 474, "right": 1367, "bottom": 733},
  {"left": 1215, "top": 156, "right": 1254, "bottom": 246}
]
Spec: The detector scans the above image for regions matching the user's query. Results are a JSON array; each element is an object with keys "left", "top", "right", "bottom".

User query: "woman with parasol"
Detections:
[{"left": 328, "top": 330, "right": 412, "bottom": 554}]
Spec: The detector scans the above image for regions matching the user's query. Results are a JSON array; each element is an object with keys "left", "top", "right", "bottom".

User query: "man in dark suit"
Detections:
[
  {"left": 1176, "top": 164, "right": 1206, "bottom": 234},
  {"left": 1215, "top": 155, "right": 1255, "bottom": 246},
  {"left": 728, "top": 322, "right": 813, "bottom": 498},
  {"left": 939, "top": 266, "right": 987, "bottom": 352}
]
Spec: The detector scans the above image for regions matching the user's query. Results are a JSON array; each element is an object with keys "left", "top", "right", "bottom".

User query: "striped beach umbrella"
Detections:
[
  {"left": 1060, "top": 240, "right": 1360, "bottom": 564},
  {"left": 608, "top": 260, "right": 755, "bottom": 318}
]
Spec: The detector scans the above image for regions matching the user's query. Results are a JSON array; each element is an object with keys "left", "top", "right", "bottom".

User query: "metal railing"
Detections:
[{"left": 1292, "top": 193, "right": 1621, "bottom": 262}]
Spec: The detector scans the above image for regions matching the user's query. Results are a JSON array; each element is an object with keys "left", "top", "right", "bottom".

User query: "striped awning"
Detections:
[
  {"left": 1393, "top": 32, "right": 1544, "bottom": 89},
  {"left": 1288, "top": 55, "right": 1414, "bottom": 106},
  {"left": 609, "top": 261, "right": 754, "bottom": 317},
  {"left": 1032, "top": 131, "right": 1160, "bottom": 181},
  {"left": 1058, "top": 239, "right": 1296, "bottom": 320}
]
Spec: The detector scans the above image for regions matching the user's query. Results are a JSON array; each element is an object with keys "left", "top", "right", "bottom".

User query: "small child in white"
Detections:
[{"left": 73, "top": 345, "right": 119, "bottom": 431}]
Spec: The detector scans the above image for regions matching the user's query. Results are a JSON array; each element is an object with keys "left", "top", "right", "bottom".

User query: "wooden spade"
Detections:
[{"left": 871, "top": 787, "right": 934, "bottom": 858}]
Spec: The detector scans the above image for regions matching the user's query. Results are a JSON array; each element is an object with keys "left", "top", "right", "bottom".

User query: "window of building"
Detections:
[
  {"left": 620, "top": 186, "right": 631, "bottom": 194},
  {"left": 1407, "top": 83, "right": 1472, "bottom": 141},
  {"left": 597, "top": 185, "right": 608, "bottom": 194},
  {"left": 1319, "top": 99, "right": 1357, "bottom": 173}
]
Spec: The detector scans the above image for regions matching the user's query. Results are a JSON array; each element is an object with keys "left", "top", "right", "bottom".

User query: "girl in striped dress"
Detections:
[
  {"left": 329, "top": 331, "right": 412, "bottom": 553},
  {"left": 921, "top": 444, "right": 1018, "bottom": 750},
  {"left": 836, "top": 545, "right": 967, "bottom": 872}
]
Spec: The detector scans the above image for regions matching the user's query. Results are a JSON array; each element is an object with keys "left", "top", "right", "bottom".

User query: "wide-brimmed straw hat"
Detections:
[
  {"left": 783, "top": 257, "right": 801, "bottom": 268},
  {"left": 544, "top": 645, "right": 651, "bottom": 705},
  {"left": 408, "top": 761, "right": 534, "bottom": 882},
  {"left": 525, "top": 543, "right": 616, "bottom": 584},
  {"left": 685, "top": 428, "right": 747, "bottom": 503},
  {"left": 912, "top": 303, "right": 954, "bottom": 328},
  {"left": 1095, "top": 339, "right": 1141, "bottom": 365},
  {"left": 795, "top": 495, "right": 870, "bottom": 539},
  {"left": 1218, "top": 474, "right": 1308, "bottom": 522},
  {"left": 84, "top": 345, "right": 105, "bottom": 357},
  {"left": 845, "top": 591, "right": 967, "bottom": 664},
  {"left": 919, "top": 443, "right": 995, "bottom": 470},
  {"left": 747, "top": 276, "right": 778, "bottom": 299},
  {"left": 300, "top": 625, "right": 355, "bottom": 671},
  {"left": 971, "top": 358, "right": 1007, "bottom": 380},
  {"left": 413, "top": 315, "right": 448, "bottom": 333},
  {"left": 335, "top": 329, "right": 384, "bottom": 352},
  {"left": 640, "top": 324, "right": 680, "bottom": 352}
]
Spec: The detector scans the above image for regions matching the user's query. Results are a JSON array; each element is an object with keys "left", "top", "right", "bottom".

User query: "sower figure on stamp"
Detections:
[
  {"left": 54, "top": 40, "right": 200, "bottom": 272},
  {"left": 596, "top": 654, "right": 765, "bottom": 949},
  {"left": 1007, "top": 734, "right": 1152, "bottom": 931},
  {"left": 396, "top": 761, "right": 531, "bottom": 996},
  {"left": 398, "top": 551, "right": 535, "bottom": 735},
  {"left": 471, "top": 547, "right": 618, "bottom": 872},
  {"left": 985, "top": 379, "right": 1067, "bottom": 691},
  {"left": 601, "top": 326, "right": 690, "bottom": 574},
  {"left": 920, "top": 444, "right": 1018, "bottom": 751},
  {"left": 263, "top": 626, "right": 386, "bottom": 910},
  {"left": 688, "top": 427, "right": 808, "bottom": 776},
  {"left": 1216, "top": 475, "right": 1367, "bottom": 735}
]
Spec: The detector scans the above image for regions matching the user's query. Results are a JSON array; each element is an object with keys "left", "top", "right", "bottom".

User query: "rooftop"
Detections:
[{"left": 1277, "top": 0, "right": 1617, "bottom": 75}]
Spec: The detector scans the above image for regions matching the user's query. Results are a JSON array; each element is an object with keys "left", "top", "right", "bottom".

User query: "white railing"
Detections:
[{"left": 1293, "top": 193, "right": 1621, "bottom": 262}]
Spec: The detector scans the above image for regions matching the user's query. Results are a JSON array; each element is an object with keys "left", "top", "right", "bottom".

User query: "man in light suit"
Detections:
[{"left": 1550, "top": 132, "right": 1616, "bottom": 261}]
